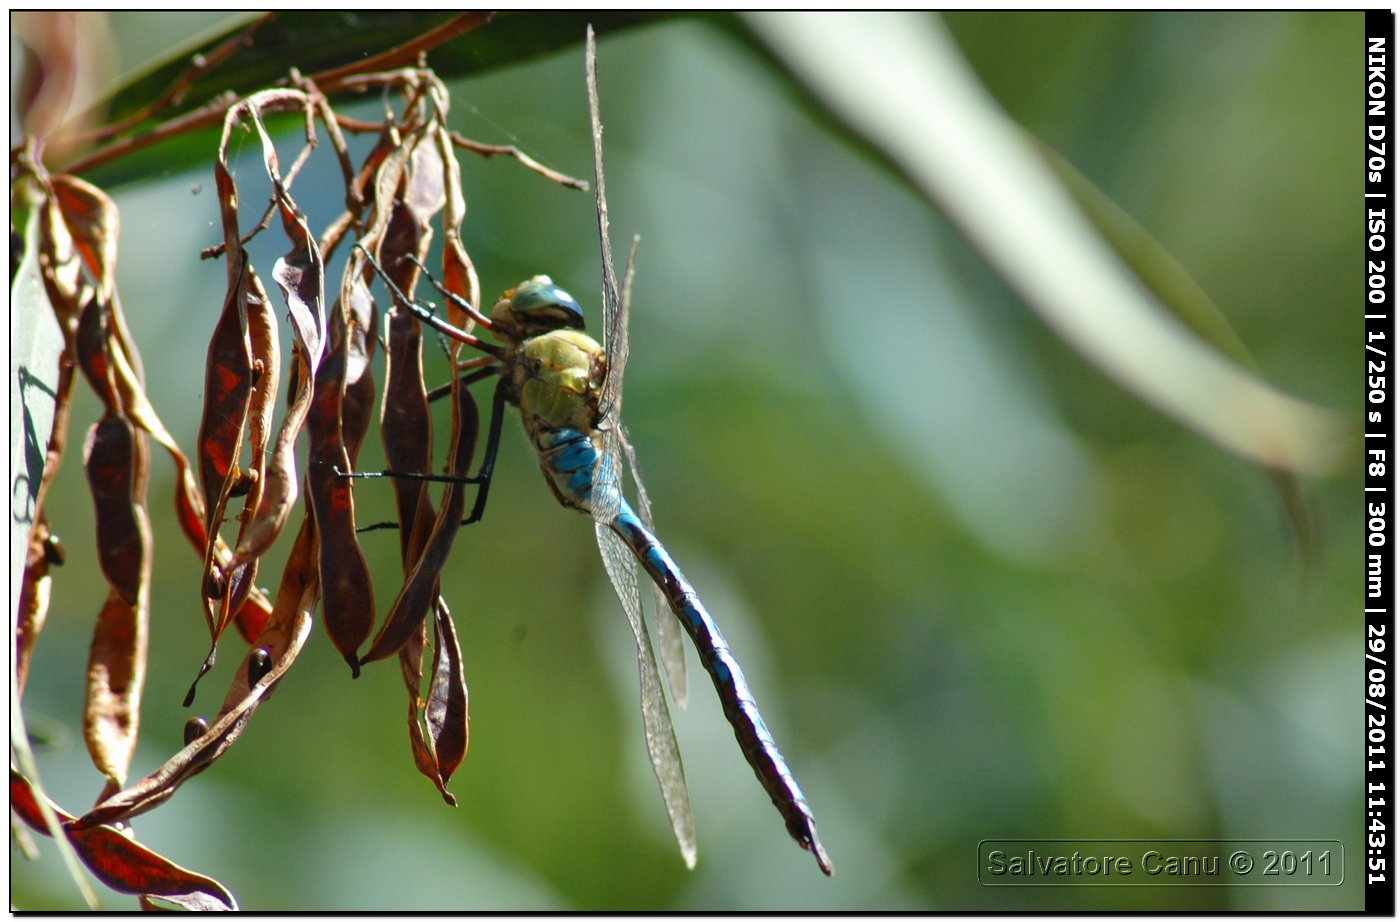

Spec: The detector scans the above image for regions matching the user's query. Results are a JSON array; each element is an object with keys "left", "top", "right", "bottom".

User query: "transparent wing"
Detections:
[
  {"left": 596, "top": 237, "right": 632, "bottom": 431},
  {"left": 621, "top": 425, "right": 688, "bottom": 709},
  {"left": 586, "top": 28, "right": 619, "bottom": 324},
  {"left": 585, "top": 26, "right": 694, "bottom": 868},
  {"left": 590, "top": 234, "right": 635, "bottom": 528},
  {"left": 587, "top": 26, "right": 630, "bottom": 431},
  {"left": 595, "top": 520, "right": 697, "bottom": 869}
]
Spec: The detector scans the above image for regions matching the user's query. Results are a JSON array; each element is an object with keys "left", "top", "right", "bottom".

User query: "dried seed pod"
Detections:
[
  {"left": 307, "top": 305, "right": 374, "bottom": 675},
  {"left": 11, "top": 769, "right": 238, "bottom": 910},
  {"left": 361, "top": 382, "right": 477, "bottom": 665}
]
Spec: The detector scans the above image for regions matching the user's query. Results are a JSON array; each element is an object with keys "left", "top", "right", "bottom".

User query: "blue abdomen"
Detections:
[
  {"left": 531, "top": 425, "right": 828, "bottom": 870},
  {"left": 533, "top": 426, "right": 599, "bottom": 511},
  {"left": 609, "top": 508, "right": 825, "bottom": 866}
]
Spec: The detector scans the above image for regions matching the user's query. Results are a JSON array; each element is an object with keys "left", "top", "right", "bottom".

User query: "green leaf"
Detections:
[
  {"left": 9, "top": 195, "right": 102, "bottom": 911},
  {"left": 60, "top": 12, "right": 680, "bottom": 190},
  {"left": 745, "top": 11, "right": 1353, "bottom": 476},
  {"left": 1036, "top": 139, "right": 1321, "bottom": 565}
]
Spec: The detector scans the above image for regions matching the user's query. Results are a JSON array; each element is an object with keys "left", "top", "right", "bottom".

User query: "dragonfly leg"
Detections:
[
  {"left": 459, "top": 376, "right": 508, "bottom": 526},
  {"left": 352, "top": 244, "right": 500, "bottom": 356},
  {"left": 340, "top": 369, "right": 503, "bottom": 533},
  {"left": 425, "top": 356, "right": 496, "bottom": 404},
  {"left": 334, "top": 466, "right": 485, "bottom": 485},
  {"left": 337, "top": 464, "right": 490, "bottom": 533},
  {"left": 403, "top": 254, "right": 486, "bottom": 326}
]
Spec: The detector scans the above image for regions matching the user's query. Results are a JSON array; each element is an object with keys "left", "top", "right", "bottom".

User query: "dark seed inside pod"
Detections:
[
  {"left": 42, "top": 534, "right": 66, "bottom": 567},
  {"left": 183, "top": 716, "right": 209, "bottom": 746},
  {"left": 228, "top": 469, "right": 257, "bottom": 498},
  {"left": 247, "top": 647, "right": 273, "bottom": 685},
  {"left": 203, "top": 564, "right": 226, "bottom": 599}
]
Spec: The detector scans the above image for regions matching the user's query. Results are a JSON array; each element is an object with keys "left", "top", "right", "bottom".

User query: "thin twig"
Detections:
[
  {"left": 56, "top": 90, "right": 237, "bottom": 175},
  {"left": 200, "top": 203, "right": 276, "bottom": 260},
  {"left": 450, "top": 132, "right": 588, "bottom": 190},
  {"left": 330, "top": 113, "right": 388, "bottom": 134},
  {"left": 309, "top": 13, "right": 491, "bottom": 93}
]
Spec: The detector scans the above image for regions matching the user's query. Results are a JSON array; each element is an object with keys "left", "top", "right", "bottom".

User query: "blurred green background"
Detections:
[{"left": 12, "top": 11, "right": 1362, "bottom": 910}]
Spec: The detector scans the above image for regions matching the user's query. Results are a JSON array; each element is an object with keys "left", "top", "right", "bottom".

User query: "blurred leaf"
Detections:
[
  {"left": 747, "top": 11, "right": 1352, "bottom": 476},
  {"left": 63, "top": 12, "right": 677, "bottom": 190},
  {"left": 1035, "top": 141, "right": 1256, "bottom": 370},
  {"left": 1037, "top": 140, "right": 1320, "bottom": 564},
  {"left": 13, "top": 12, "right": 115, "bottom": 142},
  {"left": 9, "top": 191, "right": 68, "bottom": 619},
  {"left": 10, "top": 198, "right": 101, "bottom": 911},
  {"left": 10, "top": 188, "right": 98, "bottom": 906}
]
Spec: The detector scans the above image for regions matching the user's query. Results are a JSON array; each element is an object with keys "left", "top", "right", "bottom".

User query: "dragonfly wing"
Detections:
[
  {"left": 621, "top": 426, "right": 687, "bottom": 709},
  {"left": 587, "top": 28, "right": 619, "bottom": 325},
  {"left": 594, "top": 235, "right": 634, "bottom": 437},
  {"left": 586, "top": 28, "right": 695, "bottom": 868},
  {"left": 593, "top": 426, "right": 695, "bottom": 859},
  {"left": 595, "top": 519, "right": 697, "bottom": 868},
  {"left": 586, "top": 27, "right": 633, "bottom": 431}
]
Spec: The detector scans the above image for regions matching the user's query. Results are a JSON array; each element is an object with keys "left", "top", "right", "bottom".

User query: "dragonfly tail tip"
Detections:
[{"left": 811, "top": 838, "right": 834, "bottom": 876}]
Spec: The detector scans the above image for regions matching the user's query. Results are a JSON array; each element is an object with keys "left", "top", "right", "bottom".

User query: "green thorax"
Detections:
[{"left": 514, "top": 328, "right": 606, "bottom": 435}]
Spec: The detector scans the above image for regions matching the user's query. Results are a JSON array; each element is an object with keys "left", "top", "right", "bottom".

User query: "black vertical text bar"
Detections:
[{"left": 1366, "top": 8, "right": 1394, "bottom": 916}]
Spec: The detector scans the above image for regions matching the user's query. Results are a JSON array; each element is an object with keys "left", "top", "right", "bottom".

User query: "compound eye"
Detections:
[{"left": 509, "top": 279, "right": 586, "bottom": 332}]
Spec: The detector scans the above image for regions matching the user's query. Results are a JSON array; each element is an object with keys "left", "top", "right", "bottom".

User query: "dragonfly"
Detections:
[{"left": 348, "top": 27, "right": 830, "bottom": 876}]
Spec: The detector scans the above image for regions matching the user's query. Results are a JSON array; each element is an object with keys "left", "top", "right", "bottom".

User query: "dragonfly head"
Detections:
[{"left": 492, "top": 276, "right": 586, "bottom": 339}]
